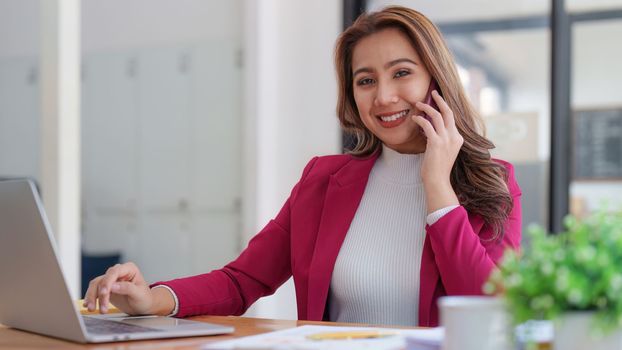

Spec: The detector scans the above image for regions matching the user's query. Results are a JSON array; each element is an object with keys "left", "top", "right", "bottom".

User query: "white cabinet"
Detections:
[
  {"left": 82, "top": 52, "right": 142, "bottom": 268},
  {"left": 81, "top": 43, "right": 242, "bottom": 282},
  {"left": 0, "top": 58, "right": 40, "bottom": 180},
  {"left": 136, "top": 48, "right": 194, "bottom": 280}
]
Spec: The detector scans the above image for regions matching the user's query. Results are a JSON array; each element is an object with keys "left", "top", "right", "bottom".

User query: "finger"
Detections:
[
  {"left": 97, "top": 263, "right": 138, "bottom": 313},
  {"left": 110, "top": 281, "right": 138, "bottom": 297},
  {"left": 415, "top": 100, "right": 445, "bottom": 135},
  {"left": 98, "top": 284, "right": 111, "bottom": 314},
  {"left": 431, "top": 90, "right": 455, "bottom": 129},
  {"left": 98, "top": 262, "right": 144, "bottom": 313},
  {"left": 108, "top": 282, "right": 138, "bottom": 313},
  {"left": 99, "top": 262, "right": 141, "bottom": 289},
  {"left": 84, "top": 276, "right": 103, "bottom": 311},
  {"left": 411, "top": 114, "right": 437, "bottom": 139}
]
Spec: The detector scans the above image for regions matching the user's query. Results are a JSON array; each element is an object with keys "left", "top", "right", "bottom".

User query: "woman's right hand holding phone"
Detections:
[
  {"left": 83, "top": 262, "right": 174, "bottom": 316},
  {"left": 411, "top": 89, "right": 463, "bottom": 214}
]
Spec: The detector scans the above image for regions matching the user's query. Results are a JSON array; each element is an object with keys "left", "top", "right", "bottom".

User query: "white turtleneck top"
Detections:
[{"left": 328, "top": 145, "right": 456, "bottom": 326}]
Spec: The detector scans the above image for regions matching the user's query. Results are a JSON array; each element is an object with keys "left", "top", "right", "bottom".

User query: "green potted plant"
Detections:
[{"left": 485, "top": 209, "right": 622, "bottom": 350}]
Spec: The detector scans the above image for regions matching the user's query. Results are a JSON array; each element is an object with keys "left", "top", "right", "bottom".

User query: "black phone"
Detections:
[{"left": 422, "top": 79, "right": 440, "bottom": 122}]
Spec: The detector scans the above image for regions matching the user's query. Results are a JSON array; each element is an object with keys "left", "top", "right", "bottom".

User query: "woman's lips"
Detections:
[{"left": 376, "top": 109, "right": 410, "bottom": 128}]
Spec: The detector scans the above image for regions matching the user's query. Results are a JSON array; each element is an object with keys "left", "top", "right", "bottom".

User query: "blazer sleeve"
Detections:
[
  {"left": 151, "top": 157, "right": 319, "bottom": 317},
  {"left": 425, "top": 161, "right": 522, "bottom": 295}
]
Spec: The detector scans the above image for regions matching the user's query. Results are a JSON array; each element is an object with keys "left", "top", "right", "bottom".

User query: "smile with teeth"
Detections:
[{"left": 378, "top": 109, "right": 409, "bottom": 122}]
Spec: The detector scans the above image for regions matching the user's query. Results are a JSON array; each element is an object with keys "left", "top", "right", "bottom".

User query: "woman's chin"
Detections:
[{"left": 380, "top": 137, "right": 427, "bottom": 154}]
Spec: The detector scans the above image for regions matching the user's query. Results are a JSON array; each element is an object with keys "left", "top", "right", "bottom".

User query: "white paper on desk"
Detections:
[{"left": 203, "top": 325, "right": 443, "bottom": 350}]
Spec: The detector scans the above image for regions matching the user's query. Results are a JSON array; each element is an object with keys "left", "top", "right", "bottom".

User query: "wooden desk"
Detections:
[{"left": 0, "top": 316, "right": 392, "bottom": 350}]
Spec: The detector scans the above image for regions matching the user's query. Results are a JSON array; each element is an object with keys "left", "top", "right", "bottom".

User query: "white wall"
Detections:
[
  {"left": 0, "top": 0, "right": 40, "bottom": 58},
  {"left": 40, "top": 0, "right": 82, "bottom": 300},
  {"left": 0, "top": 0, "right": 40, "bottom": 179},
  {"left": 81, "top": 0, "right": 241, "bottom": 53},
  {"left": 0, "top": 0, "right": 82, "bottom": 297},
  {"left": 243, "top": 0, "right": 342, "bottom": 319}
]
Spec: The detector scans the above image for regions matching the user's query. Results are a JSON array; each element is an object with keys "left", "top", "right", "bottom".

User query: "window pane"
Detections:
[
  {"left": 368, "top": 0, "right": 549, "bottom": 21},
  {"left": 570, "top": 19, "right": 622, "bottom": 217},
  {"left": 567, "top": 0, "right": 622, "bottom": 13}
]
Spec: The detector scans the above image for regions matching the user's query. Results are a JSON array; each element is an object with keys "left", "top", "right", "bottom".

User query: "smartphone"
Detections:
[{"left": 422, "top": 79, "right": 440, "bottom": 122}]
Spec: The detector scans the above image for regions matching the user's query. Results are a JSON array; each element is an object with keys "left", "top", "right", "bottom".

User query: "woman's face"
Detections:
[{"left": 351, "top": 27, "right": 432, "bottom": 154}]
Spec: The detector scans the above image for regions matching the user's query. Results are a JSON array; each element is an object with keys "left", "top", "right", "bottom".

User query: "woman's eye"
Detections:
[
  {"left": 394, "top": 69, "right": 410, "bottom": 78},
  {"left": 357, "top": 78, "right": 374, "bottom": 86}
]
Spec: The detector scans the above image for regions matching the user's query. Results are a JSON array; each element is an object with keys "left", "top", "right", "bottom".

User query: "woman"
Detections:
[{"left": 84, "top": 6, "right": 521, "bottom": 327}]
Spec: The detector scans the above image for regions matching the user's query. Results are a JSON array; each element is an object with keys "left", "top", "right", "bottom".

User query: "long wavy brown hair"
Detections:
[{"left": 335, "top": 6, "right": 513, "bottom": 239}]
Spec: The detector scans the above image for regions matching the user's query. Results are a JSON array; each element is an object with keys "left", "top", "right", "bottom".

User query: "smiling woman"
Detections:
[
  {"left": 335, "top": 7, "right": 515, "bottom": 238},
  {"left": 83, "top": 5, "right": 522, "bottom": 328}
]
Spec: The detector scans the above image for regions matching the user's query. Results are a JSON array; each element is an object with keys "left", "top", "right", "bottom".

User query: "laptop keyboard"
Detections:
[{"left": 83, "top": 316, "right": 160, "bottom": 335}]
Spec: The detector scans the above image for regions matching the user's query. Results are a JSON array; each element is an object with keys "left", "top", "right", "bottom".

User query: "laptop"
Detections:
[{"left": 0, "top": 179, "right": 234, "bottom": 343}]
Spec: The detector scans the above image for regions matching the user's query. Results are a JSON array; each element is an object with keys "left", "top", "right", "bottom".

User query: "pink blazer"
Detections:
[{"left": 154, "top": 152, "right": 522, "bottom": 326}]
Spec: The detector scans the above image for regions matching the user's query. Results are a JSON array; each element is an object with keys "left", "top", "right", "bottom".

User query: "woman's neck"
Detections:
[{"left": 382, "top": 140, "right": 426, "bottom": 154}]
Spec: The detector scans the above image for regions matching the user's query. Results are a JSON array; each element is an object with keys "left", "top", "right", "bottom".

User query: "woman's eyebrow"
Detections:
[
  {"left": 385, "top": 58, "right": 417, "bottom": 69},
  {"left": 353, "top": 67, "right": 373, "bottom": 78},
  {"left": 352, "top": 58, "right": 417, "bottom": 79}
]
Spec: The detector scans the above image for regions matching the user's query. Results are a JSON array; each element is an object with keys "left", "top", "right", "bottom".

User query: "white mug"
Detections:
[{"left": 439, "top": 296, "right": 511, "bottom": 350}]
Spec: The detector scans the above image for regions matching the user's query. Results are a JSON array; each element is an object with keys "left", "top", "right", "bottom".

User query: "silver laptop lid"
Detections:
[{"left": 0, "top": 179, "right": 87, "bottom": 343}]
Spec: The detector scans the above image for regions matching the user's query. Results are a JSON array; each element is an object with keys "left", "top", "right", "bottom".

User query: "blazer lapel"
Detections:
[{"left": 306, "top": 152, "right": 378, "bottom": 320}]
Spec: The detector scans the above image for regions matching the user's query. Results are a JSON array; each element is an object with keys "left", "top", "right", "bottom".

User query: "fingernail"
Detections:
[
  {"left": 101, "top": 306, "right": 108, "bottom": 313},
  {"left": 88, "top": 303, "right": 94, "bottom": 310},
  {"left": 111, "top": 283, "right": 120, "bottom": 291}
]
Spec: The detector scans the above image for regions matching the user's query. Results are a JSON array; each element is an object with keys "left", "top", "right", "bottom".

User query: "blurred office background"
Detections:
[{"left": 0, "top": 0, "right": 621, "bottom": 319}]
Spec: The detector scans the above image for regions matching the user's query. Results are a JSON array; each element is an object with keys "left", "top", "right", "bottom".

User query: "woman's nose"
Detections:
[{"left": 374, "top": 83, "right": 399, "bottom": 106}]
